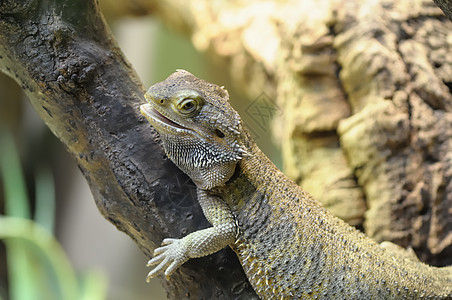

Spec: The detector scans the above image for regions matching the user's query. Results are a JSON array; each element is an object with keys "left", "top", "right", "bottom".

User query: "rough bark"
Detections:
[
  {"left": 131, "top": 0, "right": 452, "bottom": 266},
  {"left": 335, "top": 4, "right": 452, "bottom": 264},
  {"left": 0, "top": 1, "right": 257, "bottom": 299},
  {"left": 433, "top": 0, "right": 452, "bottom": 21}
]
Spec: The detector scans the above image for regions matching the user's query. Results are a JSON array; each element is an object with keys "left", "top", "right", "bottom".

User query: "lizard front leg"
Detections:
[{"left": 146, "top": 188, "right": 237, "bottom": 280}]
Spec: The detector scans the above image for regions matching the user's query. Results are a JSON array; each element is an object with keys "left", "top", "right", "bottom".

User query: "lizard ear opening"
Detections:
[{"left": 215, "top": 129, "right": 225, "bottom": 138}]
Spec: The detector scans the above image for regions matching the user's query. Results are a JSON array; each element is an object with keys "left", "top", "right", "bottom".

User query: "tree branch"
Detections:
[
  {"left": 0, "top": 0, "right": 257, "bottom": 298},
  {"left": 433, "top": 0, "right": 452, "bottom": 21}
]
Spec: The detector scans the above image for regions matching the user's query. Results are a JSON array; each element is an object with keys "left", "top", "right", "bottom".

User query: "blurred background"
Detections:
[{"left": 0, "top": 1, "right": 280, "bottom": 300}]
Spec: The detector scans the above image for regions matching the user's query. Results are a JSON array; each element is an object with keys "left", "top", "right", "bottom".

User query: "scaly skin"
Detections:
[{"left": 140, "top": 70, "right": 452, "bottom": 299}]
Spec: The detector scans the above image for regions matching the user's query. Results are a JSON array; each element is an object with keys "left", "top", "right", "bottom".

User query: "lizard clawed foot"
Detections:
[{"left": 146, "top": 238, "right": 188, "bottom": 281}]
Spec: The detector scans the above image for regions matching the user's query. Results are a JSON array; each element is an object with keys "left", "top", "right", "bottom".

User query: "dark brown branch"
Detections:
[
  {"left": 433, "top": 0, "right": 452, "bottom": 21},
  {"left": 0, "top": 0, "right": 257, "bottom": 298}
]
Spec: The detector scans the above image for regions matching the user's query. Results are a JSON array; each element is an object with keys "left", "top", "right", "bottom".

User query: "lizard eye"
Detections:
[
  {"left": 175, "top": 91, "right": 204, "bottom": 116},
  {"left": 178, "top": 98, "right": 200, "bottom": 115},
  {"left": 178, "top": 98, "right": 198, "bottom": 115}
]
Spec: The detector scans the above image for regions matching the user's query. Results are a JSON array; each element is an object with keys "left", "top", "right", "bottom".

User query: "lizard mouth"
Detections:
[{"left": 140, "top": 103, "right": 190, "bottom": 131}]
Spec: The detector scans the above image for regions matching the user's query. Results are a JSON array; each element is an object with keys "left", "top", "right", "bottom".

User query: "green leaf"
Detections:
[
  {"left": 0, "top": 130, "right": 30, "bottom": 218},
  {"left": 34, "top": 166, "right": 56, "bottom": 233},
  {"left": 0, "top": 216, "right": 78, "bottom": 300}
]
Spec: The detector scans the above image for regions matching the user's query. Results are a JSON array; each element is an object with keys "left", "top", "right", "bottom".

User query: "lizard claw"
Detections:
[{"left": 146, "top": 238, "right": 188, "bottom": 281}]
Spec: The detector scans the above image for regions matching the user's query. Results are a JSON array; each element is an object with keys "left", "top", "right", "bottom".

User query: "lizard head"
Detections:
[{"left": 140, "top": 70, "right": 248, "bottom": 189}]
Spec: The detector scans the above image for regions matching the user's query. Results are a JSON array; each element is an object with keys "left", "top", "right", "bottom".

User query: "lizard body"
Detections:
[{"left": 141, "top": 70, "right": 452, "bottom": 299}]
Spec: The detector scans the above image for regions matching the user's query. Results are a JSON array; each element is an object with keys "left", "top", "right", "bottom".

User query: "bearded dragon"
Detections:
[{"left": 140, "top": 70, "right": 452, "bottom": 299}]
